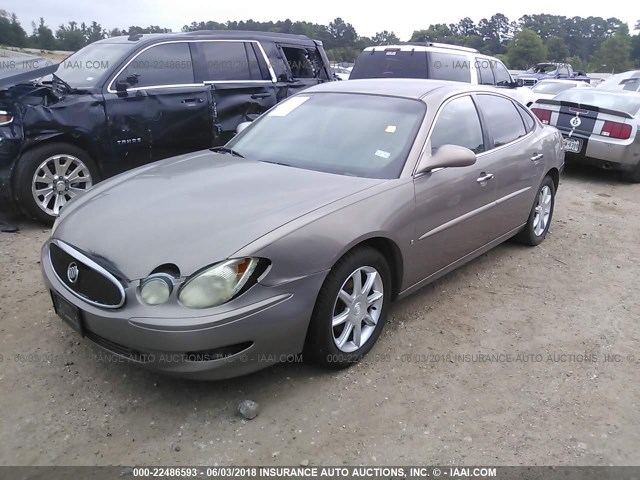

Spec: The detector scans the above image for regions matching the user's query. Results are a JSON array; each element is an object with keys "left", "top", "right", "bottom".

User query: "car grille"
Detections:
[
  {"left": 522, "top": 78, "right": 538, "bottom": 87},
  {"left": 49, "top": 240, "right": 126, "bottom": 309}
]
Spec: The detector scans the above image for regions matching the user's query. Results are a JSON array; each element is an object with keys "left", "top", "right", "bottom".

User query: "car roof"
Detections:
[
  {"left": 361, "top": 43, "right": 482, "bottom": 55},
  {"left": 94, "top": 30, "right": 318, "bottom": 48},
  {"left": 303, "top": 78, "right": 508, "bottom": 102}
]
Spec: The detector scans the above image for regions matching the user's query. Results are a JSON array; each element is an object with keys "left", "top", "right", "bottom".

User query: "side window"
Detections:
[
  {"left": 117, "top": 43, "right": 194, "bottom": 88},
  {"left": 430, "top": 96, "right": 484, "bottom": 154},
  {"left": 476, "top": 57, "right": 495, "bottom": 85},
  {"left": 516, "top": 104, "right": 535, "bottom": 133},
  {"left": 475, "top": 95, "right": 527, "bottom": 147},
  {"left": 198, "top": 41, "right": 252, "bottom": 81},
  {"left": 492, "top": 61, "right": 512, "bottom": 86},
  {"left": 429, "top": 52, "right": 471, "bottom": 83},
  {"left": 281, "top": 46, "right": 315, "bottom": 78}
]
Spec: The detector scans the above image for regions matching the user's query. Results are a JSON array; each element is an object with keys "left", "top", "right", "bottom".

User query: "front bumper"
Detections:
[{"left": 41, "top": 243, "right": 328, "bottom": 380}]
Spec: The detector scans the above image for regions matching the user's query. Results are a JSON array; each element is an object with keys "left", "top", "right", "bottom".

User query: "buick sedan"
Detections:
[{"left": 42, "top": 79, "right": 564, "bottom": 379}]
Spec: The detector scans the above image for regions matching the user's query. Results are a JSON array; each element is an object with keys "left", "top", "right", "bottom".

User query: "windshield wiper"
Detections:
[{"left": 211, "top": 146, "right": 245, "bottom": 158}]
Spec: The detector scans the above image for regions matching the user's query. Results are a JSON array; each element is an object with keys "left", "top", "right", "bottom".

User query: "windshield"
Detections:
[
  {"left": 598, "top": 72, "right": 640, "bottom": 92},
  {"left": 532, "top": 82, "right": 576, "bottom": 94},
  {"left": 55, "top": 43, "right": 131, "bottom": 88},
  {"left": 555, "top": 90, "right": 640, "bottom": 115},
  {"left": 527, "top": 64, "right": 558, "bottom": 74},
  {"left": 227, "top": 93, "right": 426, "bottom": 179},
  {"left": 351, "top": 50, "right": 429, "bottom": 79}
]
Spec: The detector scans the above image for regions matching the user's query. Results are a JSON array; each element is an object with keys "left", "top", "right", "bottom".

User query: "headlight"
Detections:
[
  {"left": 0, "top": 110, "right": 14, "bottom": 125},
  {"left": 179, "top": 258, "right": 258, "bottom": 309},
  {"left": 140, "top": 275, "right": 173, "bottom": 305}
]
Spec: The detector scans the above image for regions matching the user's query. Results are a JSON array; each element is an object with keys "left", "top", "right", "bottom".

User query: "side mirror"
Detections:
[
  {"left": 416, "top": 144, "right": 476, "bottom": 174},
  {"left": 236, "top": 121, "right": 252, "bottom": 135},
  {"left": 515, "top": 78, "right": 524, "bottom": 88},
  {"left": 115, "top": 79, "right": 128, "bottom": 92}
]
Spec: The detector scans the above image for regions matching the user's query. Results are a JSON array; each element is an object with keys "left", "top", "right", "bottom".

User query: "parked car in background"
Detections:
[
  {"left": 531, "top": 89, "right": 640, "bottom": 182},
  {"left": 0, "top": 30, "right": 332, "bottom": 223},
  {"left": 332, "top": 66, "right": 351, "bottom": 81},
  {"left": 515, "top": 63, "right": 591, "bottom": 87},
  {"left": 42, "top": 79, "right": 564, "bottom": 380},
  {"left": 349, "top": 43, "right": 530, "bottom": 103},
  {"left": 597, "top": 70, "right": 640, "bottom": 93},
  {"left": 521, "top": 79, "right": 592, "bottom": 106}
]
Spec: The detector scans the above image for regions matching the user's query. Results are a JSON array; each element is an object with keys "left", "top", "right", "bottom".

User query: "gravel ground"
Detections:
[{"left": 0, "top": 164, "right": 638, "bottom": 466}]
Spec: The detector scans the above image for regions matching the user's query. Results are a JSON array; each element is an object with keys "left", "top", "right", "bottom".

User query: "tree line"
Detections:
[{"left": 0, "top": 10, "right": 638, "bottom": 72}]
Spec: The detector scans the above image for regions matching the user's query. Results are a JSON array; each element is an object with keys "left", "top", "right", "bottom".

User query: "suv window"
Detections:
[
  {"left": 428, "top": 52, "right": 471, "bottom": 83},
  {"left": 197, "top": 41, "right": 255, "bottom": 81},
  {"left": 475, "top": 95, "right": 526, "bottom": 147},
  {"left": 476, "top": 57, "right": 495, "bottom": 85},
  {"left": 492, "top": 62, "right": 512, "bottom": 87},
  {"left": 117, "top": 43, "right": 194, "bottom": 88},
  {"left": 430, "top": 96, "right": 484, "bottom": 153},
  {"left": 281, "top": 46, "right": 316, "bottom": 79}
]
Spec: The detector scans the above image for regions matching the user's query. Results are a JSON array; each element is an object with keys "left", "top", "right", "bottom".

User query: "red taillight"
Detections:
[
  {"left": 601, "top": 121, "right": 632, "bottom": 140},
  {"left": 531, "top": 108, "right": 551, "bottom": 124}
]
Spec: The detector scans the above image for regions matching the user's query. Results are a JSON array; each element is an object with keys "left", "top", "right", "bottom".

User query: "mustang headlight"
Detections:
[
  {"left": 179, "top": 258, "right": 258, "bottom": 309},
  {"left": 140, "top": 275, "right": 173, "bottom": 305}
]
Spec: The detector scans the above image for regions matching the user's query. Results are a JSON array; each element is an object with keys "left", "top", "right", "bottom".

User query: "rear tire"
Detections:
[
  {"left": 14, "top": 143, "right": 99, "bottom": 225},
  {"left": 305, "top": 247, "right": 392, "bottom": 369},
  {"left": 513, "top": 175, "right": 555, "bottom": 246}
]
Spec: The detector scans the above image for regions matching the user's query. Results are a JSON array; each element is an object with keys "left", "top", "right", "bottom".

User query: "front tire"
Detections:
[
  {"left": 513, "top": 175, "right": 555, "bottom": 246},
  {"left": 14, "top": 143, "right": 99, "bottom": 224},
  {"left": 305, "top": 247, "right": 392, "bottom": 369}
]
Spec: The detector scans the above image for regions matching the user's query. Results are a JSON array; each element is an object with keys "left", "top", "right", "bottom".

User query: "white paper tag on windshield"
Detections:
[
  {"left": 269, "top": 96, "right": 310, "bottom": 117},
  {"left": 375, "top": 150, "right": 391, "bottom": 159},
  {"left": 385, "top": 125, "right": 397, "bottom": 133}
]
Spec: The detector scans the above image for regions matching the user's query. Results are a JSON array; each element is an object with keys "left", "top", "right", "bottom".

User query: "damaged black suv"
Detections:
[{"left": 0, "top": 31, "right": 332, "bottom": 222}]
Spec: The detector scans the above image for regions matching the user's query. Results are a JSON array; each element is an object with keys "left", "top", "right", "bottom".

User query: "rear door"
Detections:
[
  {"left": 104, "top": 41, "right": 211, "bottom": 174},
  {"left": 474, "top": 94, "right": 543, "bottom": 237},
  {"left": 191, "top": 40, "right": 278, "bottom": 145},
  {"left": 409, "top": 94, "right": 496, "bottom": 286}
]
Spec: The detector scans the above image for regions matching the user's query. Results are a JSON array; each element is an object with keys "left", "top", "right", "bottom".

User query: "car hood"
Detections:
[{"left": 54, "top": 151, "right": 385, "bottom": 280}]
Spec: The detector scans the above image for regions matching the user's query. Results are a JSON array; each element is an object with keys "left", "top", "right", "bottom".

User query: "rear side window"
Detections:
[
  {"left": 428, "top": 53, "right": 471, "bottom": 83},
  {"left": 476, "top": 57, "right": 495, "bottom": 85},
  {"left": 516, "top": 104, "right": 536, "bottom": 133},
  {"left": 492, "top": 62, "right": 512, "bottom": 87},
  {"left": 475, "top": 95, "right": 527, "bottom": 147},
  {"left": 118, "top": 43, "right": 194, "bottom": 88},
  {"left": 350, "top": 50, "right": 428, "bottom": 79},
  {"left": 430, "top": 96, "right": 484, "bottom": 153},
  {"left": 197, "top": 41, "right": 252, "bottom": 81},
  {"left": 280, "top": 46, "right": 328, "bottom": 79}
]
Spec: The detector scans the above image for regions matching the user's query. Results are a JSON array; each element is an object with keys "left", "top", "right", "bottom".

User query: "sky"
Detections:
[{"left": 4, "top": 0, "right": 639, "bottom": 40}]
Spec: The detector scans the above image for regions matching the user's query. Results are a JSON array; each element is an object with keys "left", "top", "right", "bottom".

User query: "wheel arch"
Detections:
[{"left": 546, "top": 167, "right": 560, "bottom": 191}]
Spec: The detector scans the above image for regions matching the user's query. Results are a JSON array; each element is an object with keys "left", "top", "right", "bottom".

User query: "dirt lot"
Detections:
[{"left": 0, "top": 165, "right": 638, "bottom": 467}]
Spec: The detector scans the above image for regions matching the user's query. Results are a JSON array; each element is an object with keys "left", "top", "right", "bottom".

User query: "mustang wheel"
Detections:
[
  {"left": 514, "top": 175, "right": 555, "bottom": 246},
  {"left": 14, "top": 143, "right": 99, "bottom": 224},
  {"left": 306, "top": 246, "right": 391, "bottom": 368}
]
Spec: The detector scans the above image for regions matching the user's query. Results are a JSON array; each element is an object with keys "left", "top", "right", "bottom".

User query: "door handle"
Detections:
[
  {"left": 181, "top": 98, "right": 203, "bottom": 105},
  {"left": 251, "top": 93, "right": 271, "bottom": 99},
  {"left": 531, "top": 153, "right": 544, "bottom": 162},
  {"left": 476, "top": 173, "right": 495, "bottom": 184}
]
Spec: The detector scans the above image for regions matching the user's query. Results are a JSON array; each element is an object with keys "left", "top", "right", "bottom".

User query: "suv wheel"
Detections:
[{"left": 14, "top": 143, "right": 99, "bottom": 224}]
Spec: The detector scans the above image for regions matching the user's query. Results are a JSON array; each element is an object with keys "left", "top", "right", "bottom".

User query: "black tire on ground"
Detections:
[
  {"left": 621, "top": 163, "right": 640, "bottom": 183},
  {"left": 305, "top": 246, "right": 392, "bottom": 369},
  {"left": 513, "top": 175, "right": 556, "bottom": 246},
  {"left": 13, "top": 143, "right": 99, "bottom": 225}
]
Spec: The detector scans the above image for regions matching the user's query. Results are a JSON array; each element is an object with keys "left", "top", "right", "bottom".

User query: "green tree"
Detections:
[
  {"left": 545, "top": 37, "right": 569, "bottom": 62},
  {"left": 30, "top": 17, "right": 57, "bottom": 50},
  {"left": 592, "top": 24, "right": 632, "bottom": 72},
  {"left": 506, "top": 28, "right": 547, "bottom": 69},
  {"left": 56, "top": 21, "right": 87, "bottom": 50},
  {"left": 372, "top": 30, "right": 400, "bottom": 45},
  {"left": 0, "top": 10, "right": 28, "bottom": 47}
]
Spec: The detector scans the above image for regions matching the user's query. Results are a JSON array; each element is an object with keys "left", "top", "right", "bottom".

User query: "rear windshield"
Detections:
[
  {"left": 350, "top": 49, "right": 471, "bottom": 83},
  {"left": 532, "top": 82, "right": 576, "bottom": 94},
  {"left": 555, "top": 90, "right": 640, "bottom": 115},
  {"left": 350, "top": 50, "right": 428, "bottom": 79}
]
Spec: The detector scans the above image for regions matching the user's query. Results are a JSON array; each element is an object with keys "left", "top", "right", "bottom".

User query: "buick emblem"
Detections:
[
  {"left": 570, "top": 116, "right": 581, "bottom": 128},
  {"left": 67, "top": 262, "right": 79, "bottom": 284}
]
